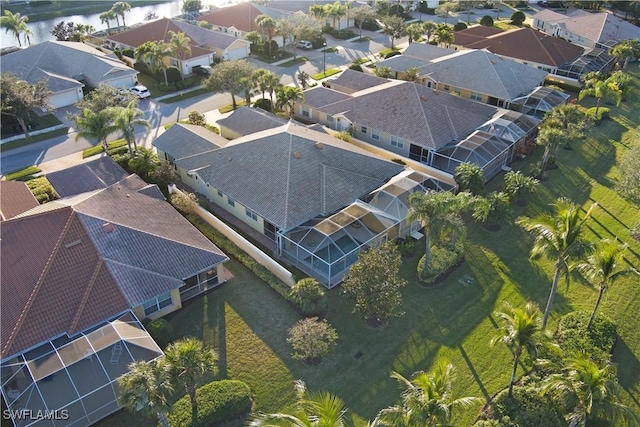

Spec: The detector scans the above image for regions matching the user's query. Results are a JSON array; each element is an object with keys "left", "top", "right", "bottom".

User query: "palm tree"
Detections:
[
  {"left": 434, "top": 24, "right": 454, "bottom": 47},
  {"left": 264, "top": 72, "right": 282, "bottom": 111},
  {"left": 99, "top": 10, "right": 115, "bottom": 34},
  {"left": 112, "top": 2, "right": 131, "bottom": 28},
  {"left": 422, "top": 21, "right": 437, "bottom": 43},
  {"left": 542, "top": 352, "right": 640, "bottom": 427},
  {"left": 453, "top": 162, "right": 486, "bottom": 195},
  {"left": 490, "top": 302, "right": 545, "bottom": 397},
  {"left": 503, "top": 170, "right": 539, "bottom": 206},
  {"left": 403, "top": 67, "right": 420, "bottom": 82},
  {"left": 578, "top": 77, "right": 622, "bottom": 116},
  {"left": 375, "top": 359, "right": 479, "bottom": 426},
  {"left": 1, "top": 11, "right": 29, "bottom": 47},
  {"left": 22, "top": 26, "right": 32, "bottom": 46},
  {"left": 74, "top": 109, "right": 117, "bottom": 152},
  {"left": 516, "top": 198, "right": 597, "bottom": 329},
  {"left": 309, "top": 4, "right": 327, "bottom": 21},
  {"left": 326, "top": 1, "right": 347, "bottom": 32},
  {"left": 256, "top": 15, "right": 276, "bottom": 57},
  {"left": 407, "top": 191, "right": 449, "bottom": 277},
  {"left": 545, "top": 103, "right": 587, "bottom": 147},
  {"left": 610, "top": 39, "right": 640, "bottom": 69},
  {"left": 536, "top": 125, "right": 567, "bottom": 177},
  {"left": 250, "top": 380, "right": 348, "bottom": 427},
  {"left": 128, "top": 148, "right": 159, "bottom": 180},
  {"left": 106, "top": 103, "right": 150, "bottom": 153},
  {"left": 276, "top": 86, "right": 304, "bottom": 118},
  {"left": 297, "top": 70, "right": 310, "bottom": 90},
  {"left": 165, "top": 337, "right": 217, "bottom": 417},
  {"left": 574, "top": 239, "right": 639, "bottom": 329},
  {"left": 135, "top": 40, "right": 171, "bottom": 85},
  {"left": 405, "top": 22, "right": 424, "bottom": 44},
  {"left": 118, "top": 360, "right": 173, "bottom": 427},
  {"left": 168, "top": 31, "right": 192, "bottom": 79},
  {"left": 472, "top": 191, "right": 511, "bottom": 230}
]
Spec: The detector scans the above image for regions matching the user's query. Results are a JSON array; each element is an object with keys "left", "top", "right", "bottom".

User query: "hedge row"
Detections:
[
  {"left": 82, "top": 139, "right": 129, "bottom": 159},
  {"left": 167, "top": 380, "right": 252, "bottom": 427},
  {"left": 5, "top": 166, "right": 42, "bottom": 181},
  {"left": 186, "top": 214, "right": 300, "bottom": 309},
  {"left": 26, "top": 177, "right": 55, "bottom": 204}
]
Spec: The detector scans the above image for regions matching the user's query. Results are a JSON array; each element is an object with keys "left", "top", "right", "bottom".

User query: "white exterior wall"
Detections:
[
  {"left": 49, "top": 88, "right": 84, "bottom": 109},
  {"left": 132, "top": 287, "right": 182, "bottom": 320}
]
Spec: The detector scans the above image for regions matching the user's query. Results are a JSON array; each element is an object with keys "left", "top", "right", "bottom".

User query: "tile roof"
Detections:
[
  {"left": 197, "top": 3, "right": 289, "bottom": 32},
  {"left": 330, "top": 69, "right": 390, "bottom": 93},
  {"left": 451, "top": 25, "right": 503, "bottom": 46},
  {"left": 153, "top": 123, "right": 227, "bottom": 159},
  {"left": 1, "top": 41, "right": 137, "bottom": 92},
  {"left": 0, "top": 181, "right": 39, "bottom": 221},
  {"left": 217, "top": 106, "right": 287, "bottom": 136},
  {"left": 46, "top": 156, "right": 130, "bottom": 198},
  {"left": 458, "top": 27, "right": 584, "bottom": 68},
  {"left": 171, "top": 122, "right": 404, "bottom": 231},
  {"left": 534, "top": 9, "right": 640, "bottom": 44},
  {"left": 301, "top": 86, "right": 352, "bottom": 108},
  {"left": 1, "top": 175, "right": 228, "bottom": 358}
]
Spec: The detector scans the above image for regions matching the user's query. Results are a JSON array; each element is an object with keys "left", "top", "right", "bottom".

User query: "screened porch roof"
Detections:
[
  {"left": 511, "top": 86, "right": 570, "bottom": 117},
  {"left": 436, "top": 130, "right": 510, "bottom": 168}
]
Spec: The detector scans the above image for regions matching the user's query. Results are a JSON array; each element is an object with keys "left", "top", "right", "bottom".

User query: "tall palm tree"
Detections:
[
  {"left": 136, "top": 40, "right": 171, "bottom": 85},
  {"left": 422, "top": 22, "right": 437, "bottom": 43},
  {"left": 407, "top": 191, "right": 449, "bottom": 277},
  {"left": 453, "top": 162, "right": 486, "bottom": 195},
  {"left": 255, "top": 15, "right": 276, "bottom": 57},
  {"left": 578, "top": 77, "right": 622, "bottom": 116},
  {"left": 406, "top": 22, "right": 424, "bottom": 44},
  {"left": 106, "top": 103, "right": 150, "bottom": 153},
  {"left": 1, "top": 10, "right": 29, "bottom": 47},
  {"left": 74, "top": 109, "right": 117, "bottom": 152},
  {"left": 118, "top": 360, "right": 173, "bottom": 427},
  {"left": 309, "top": 4, "right": 327, "bottom": 21},
  {"left": 490, "top": 302, "right": 545, "bottom": 397},
  {"left": 610, "top": 39, "right": 640, "bottom": 69},
  {"left": 276, "top": 86, "right": 304, "bottom": 118},
  {"left": 128, "top": 148, "right": 159, "bottom": 180},
  {"left": 250, "top": 380, "right": 348, "bottom": 427},
  {"left": 112, "top": 2, "right": 131, "bottom": 28},
  {"left": 375, "top": 359, "right": 479, "bottom": 426},
  {"left": 503, "top": 170, "right": 539, "bottom": 206},
  {"left": 516, "top": 198, "right": 597, "bottom": 329},
  {"left": 264, "top": 72, "right": 282, "bottom": 111},
  {"left": 326, "top": 1, "right": 346, "bottom": 32},
  {"left": 574, "top": 239, "right": 639, "bottom": 329},
  {"left": 99, "top": 10, "right": 115, "bottom": 34},
  {"left": 542, "top": 352, "right": 640, "bottom": 427},
  {"left": 536, "top": 125, "right": 567, "bottom": 177},
  {"left": 434, "top": 24, "right": 454, "bottom": 48},
  {"left": 165, "top": 337, "right": 217, "bottom": 417},
  {"left": 168, "top": 30, "right": 192, "bottom": 79},
  {"left": 545, "top": 103, "right": 586, "bottom": 141}
]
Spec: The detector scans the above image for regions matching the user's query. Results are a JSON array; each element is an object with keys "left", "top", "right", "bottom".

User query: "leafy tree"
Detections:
[
  {"left": 250, "top": 380, "right": 349, "bottom": 427},
  {"left": 516, "top": 198, "right": 597, "bottom": 329},
  {"left": 275, "top": 16, "right": 296, "bottom": 55},
  {"left": 0, "top": 73, "right": 53, "bottom": 138},
  {"left": 542, "top": 353, "right": 640, "bottom": 427},
  {"left": 454, "top": 162, "right": 486, "bottom": 195},
  {"left": 276, "top": 86, "right": 304, "bottom": 118},
  {"left": 490, "top": 302, "right": 545, "bottom": 397},
  {"left": 375, "top": 66, "right": 393, "bottom": 78},
  {"left": 255, "top": 14, "right": 276, "bottom": 57},
  {"left": 325, "top": 1, "right": 347, "bottom": 31},
  {"left": 168, "top": 31, "right": 192, "bottom": 80},
  {"left": 182, "top": 0, "right": 202, "bottom": 13},
  {"left": 615, "top": 141, "right": 640, "bottom": 204},
  {"left": 245, "top": 31, "right": 263, "bottom": 52},
  {"left": 135, "top": 40, "right": 171, "bottom": 85},
  {"left": 107, "top": 102, "right": 150, "bottom": 153},
  {"left": 351, "top": 5, "right": 377, "bottom": 39},
  {"left": 544, "top": 103, "right": 589, "bottom": 146},
  {"left": 204, "top": 59, "right": 254, "bottom": 109},
  {"left": 50, "top": 21, "right": 75, "bottom": 41},
  {"left": 480, "top": 15, "right": 494, "bottom": 26},
  {"left": 472, "top": 191, "right": 511, "bottom": 230},
  {"left": 342, "top": 241, "right": 407, "bottom": 325},
  {"left": 453, "top": 22, "right": 468, "bottom": 31},
  {"left": 128, "top": 148, "right": 160, "bottom": 180},
  {"left": 187, "top": 110, "right": 206, "bottom": 126},
  {"left": 406, "top": 22, "right": 424, "bottom": 44},
  {"left": 574, "top": 239, "right": 639, "bottom": 329},
  {"left": 165, "top": 337, "right": 217, "bottom": 417},
  {"left": 375, "top": 359, "right": 479, "bottom": 426},
  {"left": 1, "top": 10, "right": 29, "bottom": 47},
  {"left": 403, "top": 67, "right": 420, "bottom": 82},
  {"left": 503, "top": 170, "right": 539, "bottom": 205},
  {"left": 376, "top": 0, "right": 392, "bottom": 15},
  {"left": 71, "top": 23, "right": 94, "bottom": 42},
  {"left": 75, "top": 84, "right": 138, "bottom": 112},
  {"left": 118, "top": 360, "right": 173, "bottom": 427},
  {"left": 74, "top": 109, "right": 117, "bottom": 152},
  {"left": 288, "top": 14, "right": 323, "bottom": 59},
  {"left": 436, "top": 2, "right": 457, "bottom": 24},
  {"left": 578, "top": 78, "right": 622, "bottom": 116},
  {"left": 382, "top": 15, "right": 406, "bottom": 49},
  {"left": 434, "top": 23, "right": 454, "bottom": 47},
  {"left": 510, "top": 11, "right": 525, "bottom": 25},
  {"left": 111, "top": 2, "right": 131, "bottom": 28},
  {"left": 289, "top": 278, "right": 327, "bottom": 316},
  {"left": 610, "top": 39, "right": 640, "bottom": 69},
  {"left": 287, "top": 317, "right": 338, "bottom": 363},
  {"left": 151, "top": 160, "right": 178, "bottom": 189},
  {"left": 144, "top": 11, "right": 158, "bottom": 21}
]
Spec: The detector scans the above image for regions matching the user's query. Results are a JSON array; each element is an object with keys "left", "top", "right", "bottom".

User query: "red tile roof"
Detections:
[
  {"left": 0, "top": 181, "right": 39, "bottom": 221},
  {"left": 455, "top": 27, "right": 584, "bottom": 68},
  {"left": 198, "top": 3, "right": 262, "bottom": 33},
  {"left": 452, "top": 25, "right": 503, "bottom": 46}
]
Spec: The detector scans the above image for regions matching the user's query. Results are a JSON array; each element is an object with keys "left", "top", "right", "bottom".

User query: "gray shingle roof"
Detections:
[
  {"left": 173, "top": 122, "right": 404, "bottom": 230},
  {"left": 47, "top": 156, "right": 130, "bottom": 198},
  {"left": 400, "top": 42, "right": 452, "bottom": 60},
  {"left": 171, "top": 19, "right": 250, "bottom": 50},
  {"left": 330, "top": 69, "right": 390, "bottom": 92},
  {"left": 217, "top": 107, "right": 287, "bottom": 136},
  {"left": 153, "top": 123, "right": 227, "bottom": 159},
  {"left": 301, "top": 86, "right": 352, "bottom": 109},
  {"left": 534, "top": 9, "right": 640, "bottom": 44}
]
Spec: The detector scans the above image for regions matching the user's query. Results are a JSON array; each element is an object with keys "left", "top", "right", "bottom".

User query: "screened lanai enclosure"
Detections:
[
  {"left": 556, "top": 48, "right": 615, "bottom": 81},
  {"left": 1, "top": 312, "right": 162, "bottom": 427},
  {"left": 511, "top": 86, "right": 570, "bottom": 118},
  {"left": 432, "top": 111, "right": 540, "bottom": 179},
  {"left": 280, "top": 170, "right": 455, "bottom": 288}
]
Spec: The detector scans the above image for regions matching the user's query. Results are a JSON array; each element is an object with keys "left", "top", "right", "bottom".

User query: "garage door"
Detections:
[
  {"left": 225, "top": 46, "right": 248, "bottom": 60},
  {"left": 50, "top": 89, "right": 83, "bottom": 109}
]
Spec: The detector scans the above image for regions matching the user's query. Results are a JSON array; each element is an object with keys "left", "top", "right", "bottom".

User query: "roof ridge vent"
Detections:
[
  {"left": 103, "top": 222, "right": 115, "bottom": 233},
  {"left": 421, "top": 95, "right": 428, "bottom": 102}
]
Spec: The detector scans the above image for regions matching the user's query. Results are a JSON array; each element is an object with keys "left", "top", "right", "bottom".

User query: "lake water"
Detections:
[{"left": 1, "top": 0, "right": 241, "bottom": 48}]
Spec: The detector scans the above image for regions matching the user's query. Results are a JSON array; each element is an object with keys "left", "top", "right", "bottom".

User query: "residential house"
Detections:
[
  {"left": 0, "top": 181, "right": 39, "bottom": 221},
  {"left": 298, "top": 70, "right": 540, "bottom": 179},
  {"left": 378, "top": 44, "right": 550, "bottom": 109},
  {"left": 46, "top": 156, "right": 131, "bottom": 198},
  {"left": 266, "top": 0, "right": 353, "bottom": 30},
  {"left": 154, "top": 117, "right": 454, "bottom": 287},
  {"left": 106, "top": 18, "right": 251, "bottom": 75},
  {"left": 533, "top": 8, "right": 640, "bottom": 49},
  {"left": 0, "top": 41, "right": 138, "bottom": 108},
  {"left": 0, "top": 172, "right": 229, "bottom": 426},
  {"left": 217, "top": 106, "right": 287, "bottom": 139}
]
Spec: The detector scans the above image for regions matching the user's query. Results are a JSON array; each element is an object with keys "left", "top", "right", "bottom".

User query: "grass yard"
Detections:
[
  {"left": 100, "top": 64, "right": 640, "bottom": 427},
  {"left": 311, "top": 69, "right": 343, "bottom": 80}
]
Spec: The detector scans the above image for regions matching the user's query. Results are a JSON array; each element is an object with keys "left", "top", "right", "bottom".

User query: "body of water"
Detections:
[{"left": 1, "top": 0, "right": 241, "bottom": 48}]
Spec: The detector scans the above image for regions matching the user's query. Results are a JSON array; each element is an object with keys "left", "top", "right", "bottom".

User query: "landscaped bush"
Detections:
[
  {"left": 26, "top": 177, "right": 55, "bottom": 204},
  {"left": 170, "top": 191, "right": 198, "bottom": 214},
  {"left": 362, "top": 19, "right": 381, "bottom": 30},
  {"left": 379, "top": 48, "right": 400, "bottom": 59},
  {"left": 188, "top": 110, "right": 206, "bottom": 126},
  {"left": 453, "top": 22, "right": 468, "bottom": 31},
  {"left": 133, "top": 61, "right": 151, "bottom": 75},
  {"left": 289, "top": 278, "right": 328, "bottom": 316},
  {"left": 486, "top": 387, "right": 565, "bottom": 427},
  {"left": 417, "top": 243, "right": 464, "bottom": 284},
  {"left": 557, "top": 311, "right": 617, "bottom": 364},
  {"left": 287, "top": 317, "right": 338, "bottom": 363},
  {"left": 167, "top": 380, "right": 252, "bottom": 427},
  {"left": 166, "top": 66, "right": 181, "bottom": 86},
  {"left": 121, "top": 48, "right": 135, "bottom": 58},
  {"left": 5, "top": 166, "right": 42, "bottom": 181},
  {"left": 143, "top": 318, "right": 174, "bottom": 349},
  {"left": 585, "top": 106, "right": 610, "bottom": 123},
  {"left": 330, "top": 29, "right": 356, "bottom": 39},
  {"left": 473, "top": 418, "right": 516, "bottom": 427},
  {"left": 349, "top": 64, "right": 363, "bottom": 72},
  {"left": 511, "top": 11, "right": 526, "bottom": 25},
  {"left": 480, "top": 15, "right": 494, "bottom": 26},
  {"left": 253, "top": 98, "right": 272, "bottom": 112},
  {"left": 397, "top": 239, "right": 416, "bottom": 258}
]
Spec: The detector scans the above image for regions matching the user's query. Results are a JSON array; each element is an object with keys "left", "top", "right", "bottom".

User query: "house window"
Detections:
[
  {"left": 143, "top": 292, "right": 172, "bottom": 316},
  {"left": 426, "top": 81, "right": 432, "bottom": 88},
  {"left": 228, "top": 197, "right": 235, "bottom": 207},
  {"left": 360, "top": 125, "right": 367, "bottom": 134},
  {"left": 390, "top": 137, "right": 404, "bottom": 149},
  {"left": 302, "top": 106, "right": 311, "bottom": 117},
  {"left": 170, "top": 58, "right": 178, "bottom": 67},
  {"left": 326, "top": 114, "right": 333, "bottom": 122},
  {"left": 372, "top": 129, "right": 380, "bottom": 140},
  {"left": 443, "top": 84, "right": 450, "bottom": 92},
  {"left": 217, "top": 189, "right": 223, "bottom": 197},
  {"left": 471, "top": 92, "right": 482, "bottom": 101},
  {"left": 246, "top": 208, "right": 258, "bottom": 221}
]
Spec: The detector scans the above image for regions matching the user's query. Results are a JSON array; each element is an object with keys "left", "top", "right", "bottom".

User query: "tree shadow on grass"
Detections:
[{"left": 613, "top": 337, "right": 640, "bottom": 412}]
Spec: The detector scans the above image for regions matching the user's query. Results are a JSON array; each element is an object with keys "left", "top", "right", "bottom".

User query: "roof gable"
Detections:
[
  {"left": 198, "top": 3, "right": 289, "bottom": 33},
  {"left": 47, "top": 157, "right": 130, "bottom": 198},
  {"left": 0, "top": 181, "right": 39, "bottom": 221}
]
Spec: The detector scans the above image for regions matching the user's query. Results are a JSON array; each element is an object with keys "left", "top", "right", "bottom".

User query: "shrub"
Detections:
[
  {"left": 166, "top": 66, "right": 181, "bottom": 86},
  {"left": 289, "top": 278, "right": 328, "bottom": 316},
  {"left": 121, "top": 48, "right": 135, "bottom": 58},
  {"left": 253, "top": 98, "right": 272, "bottom": 112},
  {"left": 26, "top": 177, "right": 55, "bottom": 203},
  {"left": 557, "top": 311, "right": 617, "bottom": 364},
  {"left": 5, "top": 166, "right": 42, "bottom": 181},
  {"left": 488, "top": 387, "right": 565, "bottom": 427},
  {"left": 287, "top": 317, "right": 338, "bottom": 363},
  {"left": 170, "top": 191, "right": 199, "bottom": 214},
  {"left": 349, "top": 64, "right": 363, "bottom": 72},
  {"left": 82, "top": 145, "right": 104, "bottom": 158},
  {"left": 143, "top": 318, "right": 174, "bottom": 349},
  {"left": 585, "top": 107, "right": 610, "bottom": 122},
  {"left": 397, "top": 239, "right": 416, "bottom": 258},
  {"left": 187, "top": 110, "right": 206, "bottom": 126},
  {"left": 107, "top": 146, "right": 129, "bottom": 156},
  {"left": 133, "top": 61, "right": 151, "bottom": 75},
  {"left": 511, "top": 11, "right": 526, "bottom": 25},
  {"left": 331, "top": 29, "right": 356, "bottom": 39},
  {"left": 167, "top": 380, "right": 252, "bottom": 427},
  {"left": 362, "top": 19, "right": 380, "bottom": 30},
  {"left": 480, "top": 15, "right": 494, "bottom": 26},
  {"left": 418, "top": 243, "right": 464, "bottom": 284},
  {"left": 391, "top": 158, "right": 406, "bottom": 165},
  {"left": 453, "top": 22, "right": 468, "bottom": 31}
]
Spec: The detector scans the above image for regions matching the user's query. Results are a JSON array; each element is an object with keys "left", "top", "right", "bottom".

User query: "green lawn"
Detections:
[
  {"left": 311, "top": 69, "right": 343, "bottom": 81},
  {"left": 100, "top": 64, "right": 640, "bottom": 427}
]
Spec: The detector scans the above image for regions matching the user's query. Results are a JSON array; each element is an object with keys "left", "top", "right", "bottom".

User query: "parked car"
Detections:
[
  {"left": 297, "top": 40, "right": 313, "bottom": 50},
  {"left": 192, "top": 65, "right": 214, "bottom": 77},
  {"left": 130, "top": 85, "right": 150, "bottom": 99}
]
